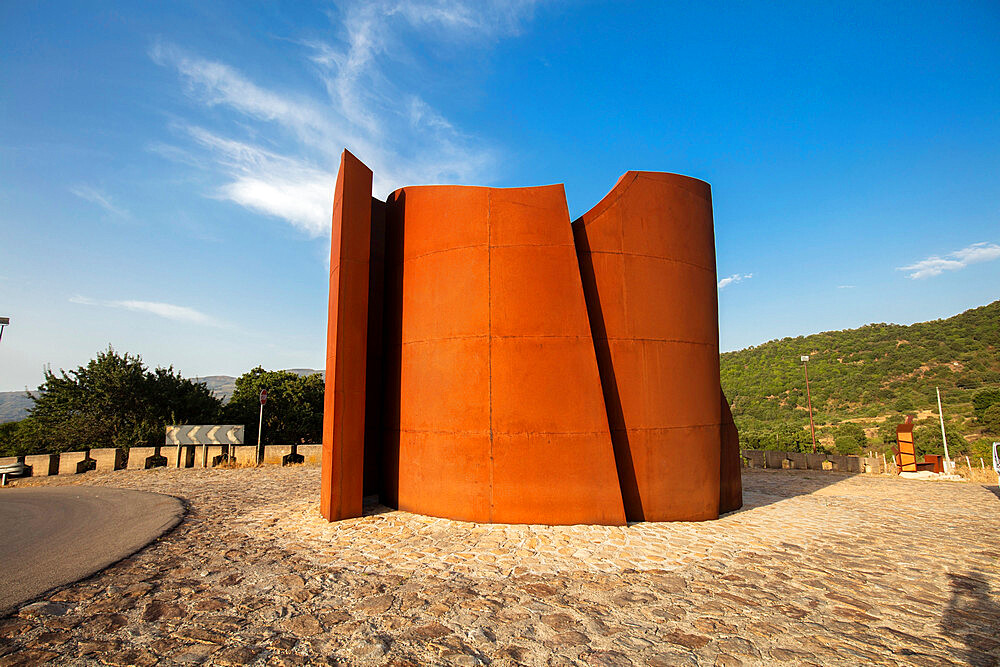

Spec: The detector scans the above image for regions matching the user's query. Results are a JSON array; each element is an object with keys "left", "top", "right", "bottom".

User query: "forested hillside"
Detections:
[{"left": 722, "top": 300, "right": 1000, "bottom": 458}]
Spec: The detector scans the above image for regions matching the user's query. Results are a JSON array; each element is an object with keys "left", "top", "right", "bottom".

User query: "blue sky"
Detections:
[{"left": 1, "top": 1, "right": 999, "bottom": 391}]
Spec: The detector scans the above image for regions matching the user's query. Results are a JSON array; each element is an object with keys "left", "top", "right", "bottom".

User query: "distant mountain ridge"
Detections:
[{"left": 0, "top": 368, "right": 323, "bottom": 424}]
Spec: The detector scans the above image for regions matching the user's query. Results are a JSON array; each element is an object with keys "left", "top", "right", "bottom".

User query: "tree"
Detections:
[
  {"left": 981, "top": 404, "right": 1000, "bottom": 436},
  {"left": 913, "top": 422, "right": 969, "bottom": 457},
  {"left": 24, "top": 347, "right": 221, "bottom": 453},
  {"left": 834, "top": 423, "right": 866, "bottom": 455},
  {"left": 223, "top": 368, "right": 324, "bottom": 447},
  {"left": 974, "top": 389, "right": 1000, "bottom": 421}
]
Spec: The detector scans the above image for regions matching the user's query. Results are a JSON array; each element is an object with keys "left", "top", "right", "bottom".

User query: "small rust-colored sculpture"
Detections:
[
  {"left": 321, "top": 150, "right": 742, "bottom": 524},
  {"left": 894, "top": 416, "right": 945, "bottom": 474}
]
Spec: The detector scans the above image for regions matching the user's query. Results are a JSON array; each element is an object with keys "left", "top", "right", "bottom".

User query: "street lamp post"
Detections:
[
  {"left": 801, "top": 355, "right": 817, "bottom": 454},
  {"left": 0, "top": 317, "right": 9, "bottom": 343}
]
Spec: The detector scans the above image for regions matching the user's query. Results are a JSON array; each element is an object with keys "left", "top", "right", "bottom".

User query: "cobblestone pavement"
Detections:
[{"left": 1, "top": 466, "right": 998, "bottom": 666}]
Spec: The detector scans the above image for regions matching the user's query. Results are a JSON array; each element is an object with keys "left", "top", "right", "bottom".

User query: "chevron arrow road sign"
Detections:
[{"left": 165, "top": 425, "right": 245, "bottom": 445}]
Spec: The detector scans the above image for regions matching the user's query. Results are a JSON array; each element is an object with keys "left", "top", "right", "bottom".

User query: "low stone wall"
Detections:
[{"left": 742, "top": 449, "right": 882, "bottom": 473}]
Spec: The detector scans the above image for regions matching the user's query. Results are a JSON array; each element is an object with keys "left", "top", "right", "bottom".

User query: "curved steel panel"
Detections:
[
  {"left": 383, "top": 184, "right": 626, "bottom": 525},
  {"left": 573, "top": 171, "right": 723, "bottom": 521}
]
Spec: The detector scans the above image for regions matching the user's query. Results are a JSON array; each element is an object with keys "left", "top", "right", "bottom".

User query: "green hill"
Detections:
[{"left": 722, "top": 300, "right": 1000, "bottom": 459}]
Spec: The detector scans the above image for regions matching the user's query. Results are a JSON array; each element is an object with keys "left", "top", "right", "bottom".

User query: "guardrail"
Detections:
[{"left": 0, "top": 444, "right": 322, "bottom": 479}]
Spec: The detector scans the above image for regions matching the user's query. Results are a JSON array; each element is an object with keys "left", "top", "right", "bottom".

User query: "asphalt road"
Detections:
[{"left": 0, "top": 486, "right": 184, "bottom": 615}]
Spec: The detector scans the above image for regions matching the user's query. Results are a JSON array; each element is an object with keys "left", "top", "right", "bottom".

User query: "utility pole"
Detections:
[
  {"left": 936, "top": 386, "right": 952, "bottom": 473},
  {"left": 801, "top": 355, "right": 817, "bottom": 453},
  {"left": 257, "top": 388, "right": 267, "bottom": 466}
]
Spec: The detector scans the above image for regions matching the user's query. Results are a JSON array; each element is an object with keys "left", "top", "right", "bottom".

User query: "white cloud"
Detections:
[
  {"left": 718, "top": 273, "right": 752, "bottom": 289},
  {"left": 70, "top": 186, "right": 128, "bottom": 217},
  {"left": 837, "top": 285, "right": 855, "bottom": 289},
  {"left": 150, "top": 1, "right": 539, "bottom": 237},
  {"left": 898, "top": 242, "right": 1000, "bottom": 279},
  {"left": 70, "top": 296, "right": 223, "bottom": 327}
]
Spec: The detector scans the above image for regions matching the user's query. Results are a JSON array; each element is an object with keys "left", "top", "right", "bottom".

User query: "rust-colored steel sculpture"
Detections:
[
  {"left": 321, "top": 150, "right": 742, "bottom": 524},
  {"left": 893, "top": 416, "right": 945, "bottom": 474}
]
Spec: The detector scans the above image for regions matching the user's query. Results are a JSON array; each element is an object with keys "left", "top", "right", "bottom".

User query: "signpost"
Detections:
[
  {"left": 936, "top": 387, "right": 954, "bottom": 473},
  {"left": 801, "top": 355, "right": 817, "bottom": 453},
  {"left": 257, "top": 389, "right": 267, "bottom": 466}
]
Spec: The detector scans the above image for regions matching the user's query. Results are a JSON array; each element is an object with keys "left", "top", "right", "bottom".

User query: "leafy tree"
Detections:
[
  {"left": 913, "top": 423, "right": 969, "bottom": 457},
  {"left": 23, "top": 347, "right": 220, "bottom": 453},
  {"left": 834, "top": 436, "right": 862, "bottom": 455},
  {"left": 974, "top": 389, "right": 1000, "bottom": 421},
  {"left": 981, "top": 404, "right": 1000, "bottom": 436},
  {"left": 223, "top": 368, "right": 324, "bottom": 447},
  {"left": 834, "top": 423, "right": 866, "bottom": 455}
]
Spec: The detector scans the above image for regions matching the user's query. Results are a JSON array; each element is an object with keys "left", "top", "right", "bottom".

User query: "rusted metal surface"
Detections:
[{"left": 321, "top": 155, "right": 741, "bottom": 524}]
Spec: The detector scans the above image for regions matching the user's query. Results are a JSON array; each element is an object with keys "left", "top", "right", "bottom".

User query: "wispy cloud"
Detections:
[
  {"left": 150, "top": 1, "right": 539, "bottom": 238},
  {"left": 837, "top": 285, "right": 855, "bottom": 289},
  {"left": 70, "top": 185, "right": 128, "bottom": 217},
  {"left": 718, "top": 272, "right": 752, "bottom": 289},
  {"left": 898, "top": 242, "right": 1000, "bottom": 279},
  {"left": 70, "top": 296, "right": 223, "bottom": 327}
]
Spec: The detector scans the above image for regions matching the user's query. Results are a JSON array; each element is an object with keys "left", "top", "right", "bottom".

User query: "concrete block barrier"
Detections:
[
  {"left": 787, "top": 452, "right": 808, "bottom": 469},
  {"left": 90, "top": 448, "right": 126, "bottom": 472},
  {"left": 262, "top": 445, "right": 293, "bottom": 466},
  {"left": 24, "top": 454, "right": 59, "bottom": 477},
  {"left": 231, "top": 445, "right": 259, "bottom": 466},
  {"left": 127, "top": 446, "right": 165, "bottom": 470},
  {"left": 764, "top": 450, "right": 787, "bottom": 469},
  {"left": 170, "top": 445, "right": 196, "bottom": 468},
  {"left": 805, "top": 453, "right": 829, "bottom": 470},
  {"left": 193, "top": 444, "right": 226, "bottom": 468},
  {"left": 297, "top": 444, "right": 322, "bottom": 466},
  {"left": 741, "top": 449, "right": 874, "bottom": 474},
  {"left": 827, "top": 455, "right": 848, "bottom": 471},
  {"left": 58, "top": 451, "right": 92, "bottom": 475}
]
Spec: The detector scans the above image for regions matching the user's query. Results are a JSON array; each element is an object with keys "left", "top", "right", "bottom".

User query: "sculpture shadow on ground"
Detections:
[
  {"left": 981, "top": 484, "right": 1000, "bottom": 502},
  {"left": 941, "top": 570, "right": 1000, "bottom": 665},
  {"left": 724, "top": 469, "right": 860, "bottom": 515}
]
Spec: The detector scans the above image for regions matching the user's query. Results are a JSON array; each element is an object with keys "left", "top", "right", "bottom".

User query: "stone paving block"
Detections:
[
  {"left": 58, "top": 451, "right": 92, "bottom": 475},
  {"left": 297, "top": 444, "right": 322, "bottom": 466},
  {"left": 5, "top": 467, "right": 1000, "bottom": 666},
  {"left": 89, "top": 448, "right": 125, "bottom": 472},
  {"left": 23, "top": 454, "right": 58, "bottom": 476}
]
